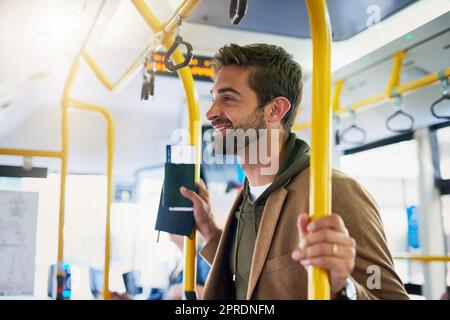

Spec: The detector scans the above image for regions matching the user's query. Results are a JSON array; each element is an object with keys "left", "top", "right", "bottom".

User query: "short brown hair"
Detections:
[{"left": 212, "top": 43, "right": 303, "bottom": 132}]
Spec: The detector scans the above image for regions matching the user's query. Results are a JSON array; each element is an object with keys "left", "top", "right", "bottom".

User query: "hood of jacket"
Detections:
[{"left": 249, "top": 132, "right": 310, "bottom": 205}]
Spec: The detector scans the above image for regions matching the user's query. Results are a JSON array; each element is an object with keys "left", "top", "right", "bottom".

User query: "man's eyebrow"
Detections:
[{"left": 211, "top": 87, "right": 241, "bottom": 96}]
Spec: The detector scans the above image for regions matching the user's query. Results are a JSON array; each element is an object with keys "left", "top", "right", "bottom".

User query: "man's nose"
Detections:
[{"left": 206, "top": 101, "right": 221, "bottom": 121}]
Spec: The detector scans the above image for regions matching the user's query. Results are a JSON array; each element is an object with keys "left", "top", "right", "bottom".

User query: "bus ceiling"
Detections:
[{"left": 186, "top": 0, "right": 418, "bottom": 41}]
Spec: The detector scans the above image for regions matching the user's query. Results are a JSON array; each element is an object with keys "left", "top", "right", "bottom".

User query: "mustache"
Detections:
[{"left": 211, "top": 119, "right": 233, "bottom": 128}]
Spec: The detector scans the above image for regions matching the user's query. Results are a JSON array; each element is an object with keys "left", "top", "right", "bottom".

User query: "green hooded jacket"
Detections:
[{"left": 230, "top": 132, "right": 311, "bottom": 299}]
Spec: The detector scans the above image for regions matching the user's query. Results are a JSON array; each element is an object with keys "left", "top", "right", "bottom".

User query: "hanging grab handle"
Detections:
[
  {"left": 340, "top": 111, "right": 367, "bottom": 145},
  {"left": 340, "top": 125, "right": 367, "bottom": 145},
  {"left": 430, "top": 71, "right": 450, "bottom": 120},
  {"left": 385, "top": 95, "right": 415, "bottom": 133},
  {"left": 229, "top": 0, "right": 248, "bottom": 25},
  {"left": 164, "top": 35, "right": 194, "bottom": 72},
  {"left": 386, "top": 110, "right": 415, "bottom": 133}
]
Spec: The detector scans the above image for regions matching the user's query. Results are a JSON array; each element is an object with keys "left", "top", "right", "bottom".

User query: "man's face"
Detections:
[{"left": 207, "top": 65, "right": 266, "bottom": 155}]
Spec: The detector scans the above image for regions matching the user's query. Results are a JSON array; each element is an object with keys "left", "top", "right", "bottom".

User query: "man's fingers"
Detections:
[
  {"left": 291, "top": 249, "right": 302, "bottom": 262},
  {"left": 297, "top": 213, "right": 310, "bottom": 240},
  {"left": 300, "top": 229, "right": 356, "bottom": 248},
  {"left": 180, "top": 186, "right": 206, "bottom": 208},
  {"left": 300, "top": 256, "right": 349, "bottom": 274},
  {"left": 196, "top": 179, "right": 209, "bottom": 201},
  {"left": 296, "top": 242, "right": 356, "bottom": 260},
  {"left": 307, "top": 214, "right": 348, "bottom": 235}
]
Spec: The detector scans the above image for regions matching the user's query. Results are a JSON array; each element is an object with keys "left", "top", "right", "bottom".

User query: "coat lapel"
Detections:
[
  {"left": 246, "top": 186, "right": 288, "bottom": 299},
  {"left": 204, "top": 188, "right": 244, "bottom": 298}
]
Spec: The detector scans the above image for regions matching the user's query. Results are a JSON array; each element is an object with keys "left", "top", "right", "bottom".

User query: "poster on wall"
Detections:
[{"left": 0, "top": 191, "right": 39, "bottom": 296}]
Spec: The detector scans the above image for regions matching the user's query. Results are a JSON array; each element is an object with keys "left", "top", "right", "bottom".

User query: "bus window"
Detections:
[
  {"left": 434, "top": 125, "right": 450, "bottom": 289},
  {"left": 340, "top": 139, "right": 424, "bottom": 288},
  {"left": 436, "top": 126, "right": 450, "bottom": 179},
  {"left": 440, "top": 195, "right": 450, "bottom": 288}
]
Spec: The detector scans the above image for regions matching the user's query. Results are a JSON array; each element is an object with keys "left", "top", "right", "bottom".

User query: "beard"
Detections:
[{"left": 212, "top": 107, "right": 266, "bottom": 157}]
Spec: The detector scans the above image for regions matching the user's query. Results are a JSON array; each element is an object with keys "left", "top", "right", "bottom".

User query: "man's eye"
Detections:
[{"left": 223, "top": 96, "right": 235, "bottom": 102}]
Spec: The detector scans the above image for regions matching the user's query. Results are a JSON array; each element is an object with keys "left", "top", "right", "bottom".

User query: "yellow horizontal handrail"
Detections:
[
  {"left": 346, "top": 92, "right": 387, "bottom": 113},
  {"left": 293, "top": 66, "right": 450, "bottom": 131},
  {"left": 396, "top": 67, "right": 450, "bottom": 95},
  {"left": 82, "top": 44, "right": 159, "bottom": 93},
  {"left": 69, "top": 99, "right": 114, "bottom": 123},
  {"left": 394, "top": 255, "right": 450, "bottom": 262},
  {"left": 84, "top": 0, "right": 201, "bottom": 94},
  {"left": 0, "top": 149, "right": 62, "bottom": 158}
]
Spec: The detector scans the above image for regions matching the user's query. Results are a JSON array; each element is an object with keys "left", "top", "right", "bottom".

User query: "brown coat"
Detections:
[{"left": 200, "top": 167, "right": 410, "bottom": 300}]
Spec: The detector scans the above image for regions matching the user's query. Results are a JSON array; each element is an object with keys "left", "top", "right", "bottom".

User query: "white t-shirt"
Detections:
[{"left": 248, "top": 183, "right": 272, "bottom": 202}]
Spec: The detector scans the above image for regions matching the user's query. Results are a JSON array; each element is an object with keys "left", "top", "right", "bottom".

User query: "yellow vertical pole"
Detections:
[
  {"left": 305, "top": 0, "right": 332, "bottom": 300},
  {"left": 57, "top": 0, "right": 112, "bottom": 299},
  {"left": 56, "top": 58, "right": 80, "bottom": 298},
  {"left": 173, "top": 49, "right": 201, "bottom": 297},
  {"left": 103, "top": 113, "right": 114, "bottom": 301},
  {"left": 130, "top": 0, "right": 202, "bottom": 298},
  {"left": 69, "top": 99, "right": 115, "bottom": 300}
]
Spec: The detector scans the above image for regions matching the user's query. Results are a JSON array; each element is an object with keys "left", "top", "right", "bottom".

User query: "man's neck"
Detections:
[{"left": 238, "top": 129, "right": 289, "bottom": 186}]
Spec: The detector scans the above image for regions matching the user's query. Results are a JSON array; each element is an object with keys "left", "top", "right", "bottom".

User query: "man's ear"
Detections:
[{"left": 265, "top": 96, "right": 291, "bottom": 126}]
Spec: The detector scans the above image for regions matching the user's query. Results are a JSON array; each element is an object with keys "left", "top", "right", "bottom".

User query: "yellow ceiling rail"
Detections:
[
  {"left": 0, "top": 149, "right": 62, "bottom": 158},
  {"left": 394, "top": 255, "right": 450, "bottom": 262},
  {"left": 396, "top": 67, "right": 450, "bottom": 94},
  {"left": 306, "top": 0, "right": 332, "bottom": 300},
  {"left": 293, "top": 66, "right": 450, "bottom": 131},
  {"left": 385, "top": 51, "right": 406, "bottom": 98},
  {"left": 292, "top": 80, "right": 343, "bottom": 132},
  {"left": 82, "top": 51, "right": 114, "bottom": 91},
  {"left": 347, "top": 92, "right": 386, "bottom": 113},
  {"left": 82, "top": 0, "right": 202, "bottom": 94},
  {"left": 131, "top": 0, "right": 202, "bottom": 299},
  {"left": 82, "top": 42, "right": 162, "bottom": 93}
]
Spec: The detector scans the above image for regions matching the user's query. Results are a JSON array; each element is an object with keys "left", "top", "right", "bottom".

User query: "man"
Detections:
[{"left": 180, "top": 43, "right": 409, "bottom": 300}]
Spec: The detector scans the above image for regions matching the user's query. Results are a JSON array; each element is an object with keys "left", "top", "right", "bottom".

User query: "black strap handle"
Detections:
[
  {"left": 340, "top": 124, "right": 367, "bottom": 145},
  {"left": 229, "top": 0, "right": 247, "bottom": 25},
  {"left": 430, "top": 94, "right": 450, "bottom": 120},
  {"left": 164, "top": 35, "right": 194, "bottom": 72},
  {"left": 430, "top": 71, "right": 450, "bottom": 120},
  {"left": 385, "top": 110, "right": 415, "bottom": 133}
]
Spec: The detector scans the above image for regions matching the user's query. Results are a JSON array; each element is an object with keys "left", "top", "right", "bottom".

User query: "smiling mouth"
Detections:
[{"left": 212, "top": 123, "right": 233, "bottom": 134}]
